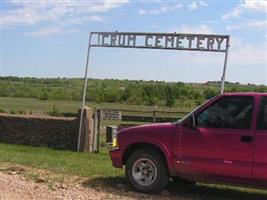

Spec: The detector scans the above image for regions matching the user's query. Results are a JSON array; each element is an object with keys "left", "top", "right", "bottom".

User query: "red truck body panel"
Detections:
[{"left": 110, "top": 93, "right": 267, "bottom": 188}]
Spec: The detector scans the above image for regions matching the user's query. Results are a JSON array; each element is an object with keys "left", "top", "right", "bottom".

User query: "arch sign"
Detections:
[{"left": 77, "top": 31, "right": 230, "bottom": 151}]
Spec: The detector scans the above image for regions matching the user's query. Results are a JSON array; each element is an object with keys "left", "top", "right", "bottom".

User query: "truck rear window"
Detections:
[{"left": 257, "top": 96, "right": 267, "bottom": 130}]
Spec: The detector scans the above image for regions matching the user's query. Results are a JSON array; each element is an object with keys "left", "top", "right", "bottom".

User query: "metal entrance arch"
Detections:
[{"left": 77, "top": 31, "right": 230, "bottom": 151}]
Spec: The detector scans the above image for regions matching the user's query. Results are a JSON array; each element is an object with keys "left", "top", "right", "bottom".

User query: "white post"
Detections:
[
  {"left": 220, "top": 39, "right": 230, "bottom": 94},
  {"left": 77, "top": 33, "right": 93, "bottom": 152}
]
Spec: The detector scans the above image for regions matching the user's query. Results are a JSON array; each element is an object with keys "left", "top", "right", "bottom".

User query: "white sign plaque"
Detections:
[{"left": 100, "top": 109, "right": 122, "bottom": 121}]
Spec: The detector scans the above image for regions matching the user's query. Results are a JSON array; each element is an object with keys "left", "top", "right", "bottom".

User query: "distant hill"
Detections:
[{"left": 0, "top": 77, "right": 266, "bottom": 107}]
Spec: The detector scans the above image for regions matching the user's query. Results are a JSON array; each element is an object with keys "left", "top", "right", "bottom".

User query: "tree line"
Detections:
[{"left": 1, "top": 77, "right": 266, "bottom": 107}]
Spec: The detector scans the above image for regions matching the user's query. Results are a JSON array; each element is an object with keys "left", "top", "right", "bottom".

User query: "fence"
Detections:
[
  {"left": 0, "top": 108, "right": 188, "bottom": 123},
  {"left": 99, "top": 109, "right": 187, "bottom": 123}
]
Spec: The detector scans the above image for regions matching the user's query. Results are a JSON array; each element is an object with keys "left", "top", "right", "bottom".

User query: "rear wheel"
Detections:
[{"left": 126, "top": 148, "right": 169, "bottom": 193}]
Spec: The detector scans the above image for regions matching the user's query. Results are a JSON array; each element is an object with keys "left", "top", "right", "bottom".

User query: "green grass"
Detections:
[
  {"left": 0, "top": 96, "right": 192, "bottom": 117},
  {"left": 0, "top": 97, "right": 81, "bottom": 113},
  {"left": 0, "top": 143, "right": 267, "bottom": 200},
  {"left": 0, "top": 143, "right": 122, "bottom": 178}
]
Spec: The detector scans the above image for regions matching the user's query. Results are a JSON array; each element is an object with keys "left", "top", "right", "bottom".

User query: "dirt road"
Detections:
[
  {"left": 0, "top": 168, "right": 266, "bottom": 200},
  {"left": 0, "top": 171, "right": 176, "bottom": 200}
]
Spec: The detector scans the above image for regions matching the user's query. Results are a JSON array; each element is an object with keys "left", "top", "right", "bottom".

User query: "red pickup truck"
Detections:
[{"left": 110, "top": 93, "right": 267, "bottom": 193}]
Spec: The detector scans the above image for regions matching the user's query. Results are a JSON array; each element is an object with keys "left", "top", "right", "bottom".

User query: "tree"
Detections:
[
  {"left": 203, "top": 88, "right": 218, "bottom": 99},
  {"left": 165, "top": 86, "right": 176, "bottom": 107},
  {"left": 38, "top": 90, "right": 49, "bottom": 100}
]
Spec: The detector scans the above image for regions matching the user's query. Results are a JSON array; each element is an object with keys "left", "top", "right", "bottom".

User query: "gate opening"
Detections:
[{"left": 77, "top": 31, "right": 230, "bottom": 151}]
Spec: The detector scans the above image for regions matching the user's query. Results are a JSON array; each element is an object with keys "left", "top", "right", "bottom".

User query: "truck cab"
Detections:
[{"left": 110, "top": 93, "right": 267, "bottom": 192}]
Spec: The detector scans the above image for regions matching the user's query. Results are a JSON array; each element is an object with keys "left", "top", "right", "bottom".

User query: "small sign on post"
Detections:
[{"left": 100, "top": 109, "right": 122, "bottom": 121}]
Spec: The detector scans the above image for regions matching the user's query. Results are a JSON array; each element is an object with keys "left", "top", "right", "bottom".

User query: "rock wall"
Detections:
[{"left": 0, "top": 114, "right": 79, "bottom": 151}]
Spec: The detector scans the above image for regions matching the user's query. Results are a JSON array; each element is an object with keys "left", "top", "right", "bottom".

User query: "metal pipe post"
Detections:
[
  {"left": 77, "top": 33, "right": 93, "bottom": 152},
  {"left": 220, "top": 40, "right": 230, "bottom": 94}
]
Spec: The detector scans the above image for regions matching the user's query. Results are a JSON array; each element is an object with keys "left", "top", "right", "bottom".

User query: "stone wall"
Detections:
[{"left": 0, "top": 114, "right": 79, "bottom": 151}]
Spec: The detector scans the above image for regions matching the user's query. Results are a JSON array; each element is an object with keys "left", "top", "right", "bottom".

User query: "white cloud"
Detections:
[
  {"left": 247, "top": 20, "right": 267, "bottom": 29},
  {"left": 200, "top": 20, "right": 217, "bottom": 24},
  {"left": 222, "top": 37, "right": 267, "bottom": 66},
  {"left": 26, "top": 27, "right": 80, "bottom": 37},
  {"left": 2, "top": 0, "right": 128, "bottom": 27},
  {"left": 65, "top": 16, "right": 104, "bottom": 25},
  {"left": 167, "top": 38, "right": 267, "bottom": 65},
  {"left": 188, "top": 2, "right": 197, "bottom": 10},
  {"left": 222, "top": 7, "right": 243, "bottom": 19},
  {"left": 164, "top": 38, "right": 267, "bottom": 84},
  {"left": 27, "top": 27, "right": 63, "bottom": 37},
  {"left": 187, "top": 1, "right": 207, "bottom": 11},
  {"left": 199, "top": 1, "right": 208, "bottom": 7},
  {"left": 138, "top": 9, "right": 147, "bottom": 15},
  {"left": 173, "top": 24, "right": 213, "bottom": 34},
  {"left": 226, "top": 25, "right": 241, "bottom": 31},
  {"left": 222, "top": 0, "right": 267, "bottom": 20},
  {"left": 227, "top": 19, "right": 267, "bottom": 31},
  {"left": 242, "top": 0, "right": 267, "bottom": 12},
  {"left": 138, "top": 3, "right": 182, "bottom": 15},
  {"left": 140, "top": 0, "right": 162, "bottom": 2}
]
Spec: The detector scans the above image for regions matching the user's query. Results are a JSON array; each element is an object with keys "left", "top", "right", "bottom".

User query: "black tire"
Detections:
[{"left": 126, "top": 148, "right": 169, "bottom": 193}]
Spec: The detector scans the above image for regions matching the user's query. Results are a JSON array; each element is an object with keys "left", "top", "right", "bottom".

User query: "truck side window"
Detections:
[
  {"left": 196, "top": 96, "right": 254, "bottom": 129},
  {"left": 257, "top": 97, "right": 267, "bottom": 130}
]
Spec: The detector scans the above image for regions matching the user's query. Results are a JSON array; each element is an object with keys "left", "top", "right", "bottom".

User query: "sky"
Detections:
[{"left": 1, "top": 0, "right": 267, "bottom": 85}]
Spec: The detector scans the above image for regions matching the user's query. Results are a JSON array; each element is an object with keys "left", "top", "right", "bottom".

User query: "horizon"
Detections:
[{"left": 1, "top": 75, "right": 266, "bottom": 86}]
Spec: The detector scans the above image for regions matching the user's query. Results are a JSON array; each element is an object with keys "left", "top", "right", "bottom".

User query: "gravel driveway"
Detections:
[
  {"left": 0, "top": 171, "right": 110, "bottom": 200},
  {"left": 0, "top": 171, "right": 177, "bottom": 200},
  {"left": 1, "top": 167, "right": 266, "bottom": 200}
]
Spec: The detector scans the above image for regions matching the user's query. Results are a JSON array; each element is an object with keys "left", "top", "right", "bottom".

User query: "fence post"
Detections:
[
  {"left": 153, "top": 105, "right": 159, "bottom": 123},
  {"left": 78, "top": 106, "right": 94, "bottom": 152},
  {"left": 96, "top": 109, "right": 101, "bottom": 152},
  {"left": 153, "top": 110, "right": 156, "bottom": 123},
  {"left": 93, "top": 110, "right": 100, "bottom": 153}
]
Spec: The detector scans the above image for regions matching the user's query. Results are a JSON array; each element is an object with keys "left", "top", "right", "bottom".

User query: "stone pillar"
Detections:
[{"left": 78, "top": 106, "right": 94, "bottom": 152}]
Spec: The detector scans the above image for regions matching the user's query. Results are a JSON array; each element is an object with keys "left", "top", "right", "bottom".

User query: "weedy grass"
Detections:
[{"left": 0, "top": 143, "right": 122, "bottom": 178}]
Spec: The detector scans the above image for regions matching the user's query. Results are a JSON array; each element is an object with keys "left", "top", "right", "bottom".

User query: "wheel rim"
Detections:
[{"left": 132, "top": 158, "right": 157, "bottom": 186}]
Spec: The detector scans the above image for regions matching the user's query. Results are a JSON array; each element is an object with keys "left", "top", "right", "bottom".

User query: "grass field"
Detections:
[
  {"left": 0, "top": 143, "right": 267, "bottom": 200},
  {"left": 0, "top": 96, "right": 192, "bottom": 117}
]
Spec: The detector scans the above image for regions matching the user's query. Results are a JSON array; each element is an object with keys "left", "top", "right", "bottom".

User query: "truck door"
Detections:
[
  {"left": 253, "top": 96, "right": 267, "bottom": 182},
  {"left": 176, "top": 96, "right": 255, "bottom": 179}
]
